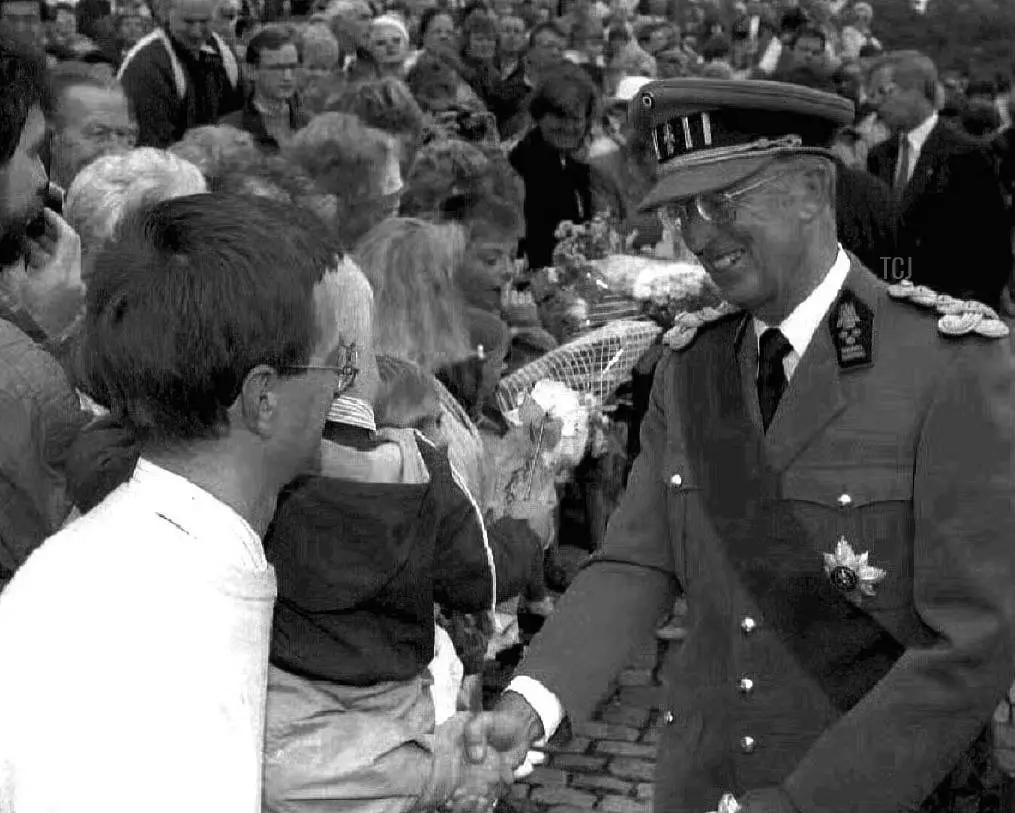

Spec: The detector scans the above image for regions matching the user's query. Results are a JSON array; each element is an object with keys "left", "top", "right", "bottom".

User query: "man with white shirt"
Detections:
[
  {"left": 867, "top": 50, "right": 1011, "bottom": 309},
  {"left": 459, "top": 78, "right": 1015, "bottom": 813},
  {"left": 0, "top": 192, "right": 358, "bottom": 813}
]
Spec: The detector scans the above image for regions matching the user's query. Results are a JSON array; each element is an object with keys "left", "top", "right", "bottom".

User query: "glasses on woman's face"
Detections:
[
  {"left": 282, "top": 341, "right": 360, "bottom": 398},
  {"left": 669, "top": 169, "right": 790, "bottom": 226}
]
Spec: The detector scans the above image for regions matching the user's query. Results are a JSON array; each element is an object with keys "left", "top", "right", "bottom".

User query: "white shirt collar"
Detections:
[
  {"left": 906, "top": 111, "right": 938, "bottom": 153},
  {"left": 753, "top": 245, "right": 851, "bottom": 363},
  {"left": 130, "top": 458, "right": 266, "bottom": 570}
]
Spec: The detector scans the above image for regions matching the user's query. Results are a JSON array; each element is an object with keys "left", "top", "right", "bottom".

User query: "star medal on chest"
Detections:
[{"left": 823, "top": 537, "right": 886, "bottom": 602}]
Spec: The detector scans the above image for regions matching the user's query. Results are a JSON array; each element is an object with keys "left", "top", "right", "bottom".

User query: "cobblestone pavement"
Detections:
[{"left": 501, "top": 634, "right": 670, "bottom": 813}]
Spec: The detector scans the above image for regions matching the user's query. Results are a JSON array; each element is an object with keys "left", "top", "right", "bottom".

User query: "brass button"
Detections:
[
  {"left": 739, "top": 735, "right": 756, "bottom": 754},
  {"left": 740, "top": 617, "right": 757, "bottom": 634},
  {"left": 737, "top": 678, "right": 754, "bottom": 695},
  {"left": 837, "top": 493, "right": 852, "bottom": 508},
  {"left": 669, "top": 473, "right": 683, "bottom": 488},
  {"left": 663, "top": 710, "right": 675, "bottom": 725}
]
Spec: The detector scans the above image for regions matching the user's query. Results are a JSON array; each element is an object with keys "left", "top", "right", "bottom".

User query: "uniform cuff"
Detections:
[{"left": 505, "top": 675, "right": 565, "bottom": 745}]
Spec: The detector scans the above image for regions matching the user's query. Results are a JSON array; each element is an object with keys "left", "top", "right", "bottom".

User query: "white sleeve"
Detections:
[{"left": 505, "top": 675, "right": 565, "bottom": 744}]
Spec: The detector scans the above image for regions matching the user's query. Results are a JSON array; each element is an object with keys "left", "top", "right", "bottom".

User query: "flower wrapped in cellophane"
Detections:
[{"left": 483, "top": 380, "right": 592, "bottom": 540}]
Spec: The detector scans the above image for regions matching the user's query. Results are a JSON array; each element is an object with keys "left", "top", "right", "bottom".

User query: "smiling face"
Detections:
[
  {"left": 675, "top": 162, "right": 813, "bottom": 315},
  {"left": 467, "top": 30, "right": 497, "bottom": 61}
]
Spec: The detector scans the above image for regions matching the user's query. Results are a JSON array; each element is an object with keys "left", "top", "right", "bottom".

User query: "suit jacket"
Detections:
[
  {"left": 518, "top": 261, "right": 1015, "bottom": 812},
  {"left": 868, "top": 120, "right": 1011, "bottom": 308}
]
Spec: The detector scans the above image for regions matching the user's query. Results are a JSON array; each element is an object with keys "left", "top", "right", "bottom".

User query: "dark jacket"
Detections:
[
  {"left": 118, "top": 27, "right": 242, "bottom": 148},
  {"left": 510, "top": 127, "right": 594, "bottom": 270},
  {"left": 990, "top": 126, "right": 1015, "bottom": 229},
  {"left": 517, "top": 261, "right": 1015, "bottom": 813},
  {"left": 868, "top": 119, "right": 1011, "bottom": 308},
  {"left": 489, "top": 62, "right": 531, "bottom": 139},
  {"left": 266, "top": 427, "right": 540, "bottom": 686},
  {"left": 835, "top": 164, "right": 898, "bottom": 276},
  {"left": 217, "top": 91, "right": 311, "bottom": 152}
]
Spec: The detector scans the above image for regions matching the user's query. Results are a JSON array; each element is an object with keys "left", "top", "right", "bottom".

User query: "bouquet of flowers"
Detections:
[
  {"left": 525, "top": 213, "right": 630, "bottom": 341},
  {"left": 592, "top": 253, "right": 724, "bottom": 328},
  {"left": 483, "top": 380, "right": 593, "bottom": 530}
]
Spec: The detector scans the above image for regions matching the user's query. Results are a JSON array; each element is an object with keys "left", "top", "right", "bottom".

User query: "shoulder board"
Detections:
[
  {"left": 662, "top": 301, "right": 743, "bottom": 352},
  {"left": 886, "top": 280, "right": 1010, "bottom": 339}
]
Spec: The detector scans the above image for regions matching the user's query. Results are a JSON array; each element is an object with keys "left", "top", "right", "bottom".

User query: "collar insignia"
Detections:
[{"left": 829, "top": 288, "right": 874, "bottom": 371}]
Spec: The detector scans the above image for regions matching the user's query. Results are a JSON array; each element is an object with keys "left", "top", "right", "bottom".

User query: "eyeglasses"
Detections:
[
  {"left": 670, "top": 169, "right": 791, "bottom": 226},
  {"left": 282, "top": 342, "right": 359, "bottom": 397}
]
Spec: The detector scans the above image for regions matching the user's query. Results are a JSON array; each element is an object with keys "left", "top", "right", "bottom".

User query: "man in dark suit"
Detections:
[
  {"left": 455, "top": 79, "right": 1015, "bottom": 813},
  {"left": 866, "top": 51, "right": 1011, "bottom": 309}
]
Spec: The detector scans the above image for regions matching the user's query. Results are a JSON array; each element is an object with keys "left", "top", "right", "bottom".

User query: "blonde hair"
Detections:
[
  {"left": 65, "top": 148, "right": 207, "bottom": 257},
  {"left": 168, "top": 125, "right": 261, "bottom": 179},
  {"left": 354, "top": 217, "right": 472, "bottom": 371},
  {"left": 283, "top": 112, "right": 397, "bottom": 200},
  {"left": 300, "top": 22, "right": 341, "bottom": 68}
]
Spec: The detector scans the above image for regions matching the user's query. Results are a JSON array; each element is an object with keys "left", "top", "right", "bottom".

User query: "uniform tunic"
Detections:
[{"left": 515, "top": 258, "right": 1015, "bottom": 812}]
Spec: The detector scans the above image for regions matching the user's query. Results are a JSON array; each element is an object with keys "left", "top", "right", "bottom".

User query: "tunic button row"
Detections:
[
  {"left": 669, "top": 473, "right": 683, "bottom": 488},
  {"left": 837, "top": 493, "right": 852, "bottom": 508},
  {"left": 739, "top": 735, "right": 756, "bottom": 754},
  {"left": 740, "top": 616, "right": 757, "bottom": 634},
  {"left": 663, "top": 710, "right": 675, "bottom": 725},
  {"left": 737, "top": 677, "right": 754, "bottom": 695}
]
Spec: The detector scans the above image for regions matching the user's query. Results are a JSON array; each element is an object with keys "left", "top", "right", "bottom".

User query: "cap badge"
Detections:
[{"left": 828, "top": 288, "right": 874, "bottom": 371}]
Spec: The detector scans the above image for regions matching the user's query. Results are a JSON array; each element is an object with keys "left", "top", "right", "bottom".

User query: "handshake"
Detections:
[{"left": 447, "top": 693, "right": 547, "bottom": 813}]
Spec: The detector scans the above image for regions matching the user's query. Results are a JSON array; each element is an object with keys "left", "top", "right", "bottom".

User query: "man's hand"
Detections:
[
  {"left": 447, "top": 745, "right": 514, "bottom": 813},
  {"left": 463, "top": 692, "right": 545, "bottom": 770},
  {"left": 19, "top": 208, "right": 84, "bottom": 338}
]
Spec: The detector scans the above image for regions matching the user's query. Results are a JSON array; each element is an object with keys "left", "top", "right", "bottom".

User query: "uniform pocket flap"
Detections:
[{"left": 780, "top": 465, "right": 915, "bottom": 507}]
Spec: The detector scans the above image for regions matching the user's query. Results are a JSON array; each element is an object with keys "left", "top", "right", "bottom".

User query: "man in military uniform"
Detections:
[{"left": 457, "top": 79, "right": 1015, "bottom": 813}]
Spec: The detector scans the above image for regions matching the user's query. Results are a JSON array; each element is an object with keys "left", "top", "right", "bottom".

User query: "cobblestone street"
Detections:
[{"left": 501, "top": 633, "right": 671, "bottom": 813}]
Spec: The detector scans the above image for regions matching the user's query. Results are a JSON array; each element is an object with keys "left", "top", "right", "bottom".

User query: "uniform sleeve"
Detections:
[
  {"left": 513, "top": 354, "right": 680, "bottom": 723},
  {"left": 778, "top": 341, "right": 1015, "bottom": 812},
  {"left": 119, "top": 55, "right": 180, "bottom": 148},
  {"left": 432, "top": 453, "right": 496, "bottom": 614}
]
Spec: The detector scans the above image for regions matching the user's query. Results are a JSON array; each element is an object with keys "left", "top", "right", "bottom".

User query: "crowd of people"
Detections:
[{"left": 1, "top": 0, "right": 1015, "bottom": 810}]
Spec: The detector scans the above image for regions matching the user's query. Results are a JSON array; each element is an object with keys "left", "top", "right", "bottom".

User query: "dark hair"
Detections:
[
  {"left": 700, "top": 34, "right": 730, "bottom": 62},
  {"left": 529, "top": 20, "right": 565, "bottom": 47},
  {"left": 245, "top": 26, "right": 298, "bottom": 65},
  {"left": 779, "top": 7, "right": 808, "bottom": 34},
  {"left": 0, "top": 30, "right": 52, "bottom": 164},
  {"left": 418, "top": 6, "right": 453, "bottom": 45},
  {"left": 81, "top": 193, "right": 337, "bottom": 446},
  {"left": 790, "top": 25, "right": 826, "bottom": 50},
  {"left": 529, "top": 62, "right": 598, "bottom": 124}
]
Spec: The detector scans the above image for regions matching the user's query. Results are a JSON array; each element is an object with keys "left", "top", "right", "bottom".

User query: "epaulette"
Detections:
[
  {"left": 886, "top": 280, "right": 1010, "bottom": 339},
  {"left": 662, "top": 301, "right": 742, "bottom": 351}
]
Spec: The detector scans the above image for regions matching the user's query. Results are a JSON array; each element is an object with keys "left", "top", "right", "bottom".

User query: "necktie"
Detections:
[
  {"left": 758, "top": 327, "right": 792, "bottom": 431},
  {"left": 894, "top": 136, "right": 912, "bottom": 195}
]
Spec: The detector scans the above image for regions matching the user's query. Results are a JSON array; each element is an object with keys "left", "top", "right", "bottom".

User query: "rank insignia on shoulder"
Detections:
[
  {"left": 829, "top": 288, "right": 874, "bottom": 370},
  {"left": 887, "top": 280, "right": 1010, "bottom": 339},
  {"left": 662, "top": 301, "right": 741, "bottom": 351}
]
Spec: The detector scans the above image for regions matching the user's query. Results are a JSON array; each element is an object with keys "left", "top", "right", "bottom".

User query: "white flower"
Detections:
[{"left": 822, "top": 537, "right": 887, "bottom": 598}]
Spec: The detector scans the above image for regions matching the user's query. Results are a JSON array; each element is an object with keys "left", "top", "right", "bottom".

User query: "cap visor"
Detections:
[{"left": 635, "top": 146, "right": 839, "bottom": 213}]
